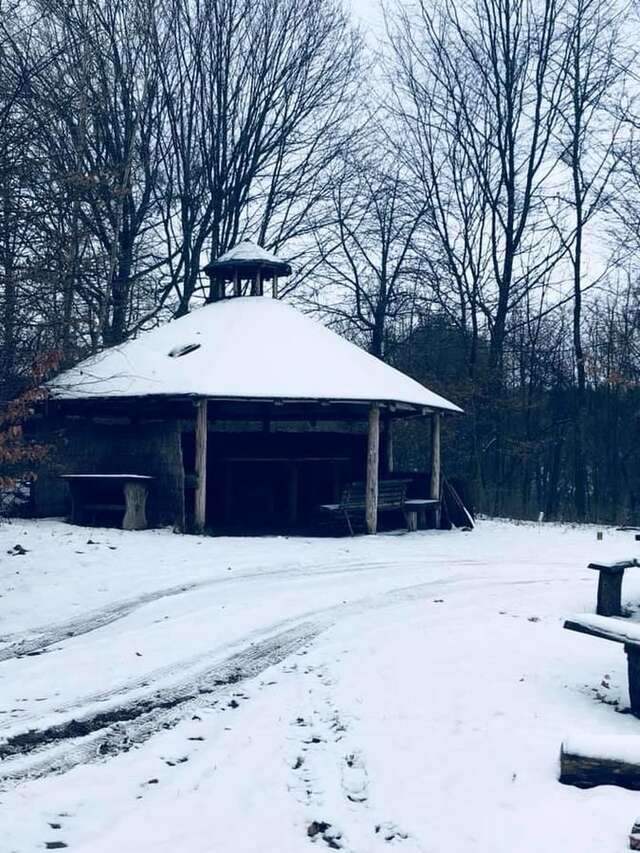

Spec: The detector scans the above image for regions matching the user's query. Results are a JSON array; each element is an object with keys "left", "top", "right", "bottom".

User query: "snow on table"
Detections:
[{"left": 1, "top": 518, "right": 640, "bottom": 853}]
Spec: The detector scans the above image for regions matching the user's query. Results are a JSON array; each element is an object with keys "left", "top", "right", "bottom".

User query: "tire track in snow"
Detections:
[
  {"left": 0, "top": 571, "right": 578, "bottom": 784},
  {"left": 0, "top": 556, "right": 434, "bottom": 662},
  {"left": 0, "top": 619, "right": 324, "bottom": 784},
  {"left": 0, "top": 574, "right": 476, "bottom": 783},
  {"left": 0, "top": 583, "right": 199, "bottom": 662}
]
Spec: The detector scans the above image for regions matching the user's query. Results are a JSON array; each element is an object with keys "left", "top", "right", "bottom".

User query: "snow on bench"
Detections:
[
  {"left": 560, "top": 733, "right": 640, "bottom": 791},
  {"left": 564, "top": 613, "right": 640, "bottom": 646},
  {"left": 564, "top": 614, "right": 640, "bottom": 717}
]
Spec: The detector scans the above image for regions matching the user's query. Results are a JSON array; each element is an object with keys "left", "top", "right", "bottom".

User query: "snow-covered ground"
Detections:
[{"left": 1, "top": 518, "right": 639, "bottom": 852}]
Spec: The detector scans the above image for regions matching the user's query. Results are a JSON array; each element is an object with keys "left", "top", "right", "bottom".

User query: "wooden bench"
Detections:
[
  {"left": 564, "top": 614, "right": 640, "bottom": 715},
  {"left": 319, "top": 479, "right": 410, "bottom": 536},
  {"left": 589, "top": 559, "right": 639, "bottom": 616},
  {"left": 404, "top": 498, "right": 441, "bottom": 532},
  {"left": 62, "top": 474, "right": 153, "bottom": 530}
]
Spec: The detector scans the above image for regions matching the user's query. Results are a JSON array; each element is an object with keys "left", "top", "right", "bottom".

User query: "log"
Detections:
[
  {"left": 194, "top": 399, "right": 208, "bottom": 533},
  {"left": 560, "top": 737, "right": 640, "bottom": 790},
  {"left": 365, "top": 405, "right": 380, "bottom": 535}
]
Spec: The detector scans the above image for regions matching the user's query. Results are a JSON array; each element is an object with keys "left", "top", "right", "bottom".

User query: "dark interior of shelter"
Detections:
[{"left": 30, "top": 413, "right": 436, "bottom": 536}]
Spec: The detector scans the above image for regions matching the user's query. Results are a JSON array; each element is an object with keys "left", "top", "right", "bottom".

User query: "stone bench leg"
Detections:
[
  {"left": 123, "top": 482, "right": 149, "bottom": 530},
  {"left": 406, "top": 511, "right": 418, "bottom": 532},
  {"left": 626, "top": 645, "right": 640, "bottom": 716},
  {"left": 597, "top": 571, "right": 624, "bottom": 617}
]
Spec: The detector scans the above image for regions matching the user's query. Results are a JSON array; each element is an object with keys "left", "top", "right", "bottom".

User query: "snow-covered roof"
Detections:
[
  {"left": 215, "top": 241, "right": 283, "bottom": 266},
  {"left": 204, "top": 241, "right": 292, "bottom": 276},
  {"left": 49, "top": 297, "right": 462, "bottom": 413}
]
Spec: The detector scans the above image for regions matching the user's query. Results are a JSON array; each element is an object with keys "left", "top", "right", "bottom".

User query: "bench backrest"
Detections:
[{"left": 341, "top": 479, "right": 409, "bottom": 511}]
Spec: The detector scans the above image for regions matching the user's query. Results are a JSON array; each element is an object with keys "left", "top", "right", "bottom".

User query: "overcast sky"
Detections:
[{"left": 350, "top": 0, "right": 385, "bottom": 33}]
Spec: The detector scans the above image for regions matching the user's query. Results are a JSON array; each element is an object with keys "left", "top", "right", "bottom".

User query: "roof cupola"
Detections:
[{"left": 202, "top": 240, "right": 292, "bottom": 302}]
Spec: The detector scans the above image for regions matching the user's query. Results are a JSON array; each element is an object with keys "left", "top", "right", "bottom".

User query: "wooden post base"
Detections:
[
  {"left": 406, "top": 511, "right": 418, "bottom": 532},
  {"left": 597, "top": 571, "right": 624, "bottom": 616},
  {"left": 123, "top": 482, "right": 149, "bottom": 530}
]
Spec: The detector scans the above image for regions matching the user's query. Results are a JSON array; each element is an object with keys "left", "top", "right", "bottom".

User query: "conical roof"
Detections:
[
  {"left": 50, "top": 297, "right": 461, "bottom": 413},
  {"left": 203, "top": 240, "right": 291, "bottom": 277}
]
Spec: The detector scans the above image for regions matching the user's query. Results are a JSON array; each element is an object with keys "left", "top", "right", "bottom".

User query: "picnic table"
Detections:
[{"left": 61, "top": 474, "right": 153, "bottom": 530}]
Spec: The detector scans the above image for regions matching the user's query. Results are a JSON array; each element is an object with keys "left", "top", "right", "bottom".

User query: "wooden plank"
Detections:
[
  {"left": 430, "top": 413, "right": 441, "bottom": 527},
  {"left": 563, "top": 617, "right": 640, "bottom": 646},
  {"left": 194, "top": 399, "right": 208, "bottom": 533},
  {"left": 365, "top": 405, "right": 380, "bottom": 535}
]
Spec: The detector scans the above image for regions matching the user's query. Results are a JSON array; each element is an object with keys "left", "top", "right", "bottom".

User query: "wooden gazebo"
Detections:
[{"left": 36, "top": 242, "right": 461, "bottom": 535}]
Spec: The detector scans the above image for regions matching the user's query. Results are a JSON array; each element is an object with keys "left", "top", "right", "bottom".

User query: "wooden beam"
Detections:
[
  {"left": 194, "top": 399, "right": 208, "bottom": 533},
  {"left": 366, "top": 404, "right": 380, "bottom": 535}
]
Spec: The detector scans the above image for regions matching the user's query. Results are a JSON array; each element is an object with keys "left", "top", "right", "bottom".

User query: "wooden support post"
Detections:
[
  {"left": 194, "top": 399, "right": 208, "bottom": 533},
  {"left": 273, "top": 275, "right": 279, "bottom": 299},
  {"left": 430, "top": 413, "right": 441, "bottom": 527},
  {"left": 233, "top": 270, "right": 240, "bottom": 297},
  {"left": 627, "top": 645, "right": 640, "bottom": 716},
  {"left": 366, "top": 404, "right": 380, "bottom": 535}
]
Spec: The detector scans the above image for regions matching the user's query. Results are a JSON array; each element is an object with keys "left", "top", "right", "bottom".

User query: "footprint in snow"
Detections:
[
  {"left": 307, "top": 820, "right": 343, "bottom": 849},
  {"left": 342, "top": 752, "right": 368, "bottom": 803},
  {"left": 375, "top": 822, "right": 409, "bottom": 842}
]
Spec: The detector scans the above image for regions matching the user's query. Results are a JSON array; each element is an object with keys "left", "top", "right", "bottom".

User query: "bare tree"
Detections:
[
  {"left": 35, "top": 0, "right": 169, "bottom": 349},
  {"left": 310, "top": 151, "right": 427, "bottom": 358},
  {"left": 153, "top": 0, "right": 361, "bottom": 316},
  {"left": 388, "top": 0, "right": 573, "bottom": 378},
  {"left": 554, "top": 0, "right": 629, "bottom": 519}
]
